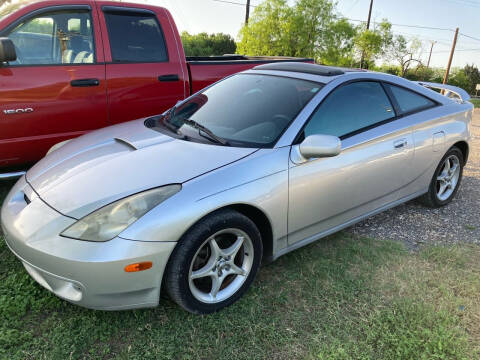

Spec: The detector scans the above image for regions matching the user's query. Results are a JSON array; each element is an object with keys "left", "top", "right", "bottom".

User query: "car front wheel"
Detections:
[{"left": 164, "top": 209, "right": 263, "bottom": 314}]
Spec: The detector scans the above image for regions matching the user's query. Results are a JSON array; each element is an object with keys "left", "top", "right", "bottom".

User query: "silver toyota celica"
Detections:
[{"left": 1, "top": 63, "right": 473, "bottom": 314}]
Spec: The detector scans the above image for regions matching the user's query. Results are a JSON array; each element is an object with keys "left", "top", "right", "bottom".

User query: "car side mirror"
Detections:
[
  {"left": 292, "top": 134, "right": 341, "bottom": 163},
  {"left": 0, "top": 38, "right": 16, "bottom": 64}
]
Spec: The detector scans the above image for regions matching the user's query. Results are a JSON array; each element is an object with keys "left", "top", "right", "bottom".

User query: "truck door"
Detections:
[
  {"left": 0, "top": 4, "right": 107, "bottom": 168},
  {"left": 98, "top": 5, "right": 187, "bottom": 125}
]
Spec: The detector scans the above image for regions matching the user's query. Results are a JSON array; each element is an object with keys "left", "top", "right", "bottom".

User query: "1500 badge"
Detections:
[{"left": 3, "top": 108, "right": 34, "bottom": 114}]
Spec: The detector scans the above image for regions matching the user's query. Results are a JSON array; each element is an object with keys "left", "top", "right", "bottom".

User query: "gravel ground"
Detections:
[{"left": 349, "top": 109, "right": 480, "bottom": 249}]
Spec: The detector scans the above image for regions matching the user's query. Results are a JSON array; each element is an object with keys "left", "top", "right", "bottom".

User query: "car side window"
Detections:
[
  {"left": 104, "top": 10, "right": 168, "bottom": 63},
  {"left": 303, "top": 81, "right": 395, "bottom": 139},
  {"left": 7, "top": 10, "right": 95, "bottom": 65},
  {"left": 385, "top": 84, "right": 436, "bottom": 114}
]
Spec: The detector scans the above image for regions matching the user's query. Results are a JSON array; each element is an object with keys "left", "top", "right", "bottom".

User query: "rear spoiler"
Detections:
[{"left": 416, "top": 81, "right": 471, "bottom": 103}]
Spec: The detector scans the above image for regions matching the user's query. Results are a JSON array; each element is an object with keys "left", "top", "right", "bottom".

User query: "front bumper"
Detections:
[{"left": 1, "top": 177, "right": 176, "bottom": 310}]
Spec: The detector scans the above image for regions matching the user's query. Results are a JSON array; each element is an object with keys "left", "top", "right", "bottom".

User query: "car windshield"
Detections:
[{"left": 147, "top": 73, "right": 323, "bottom": 147}]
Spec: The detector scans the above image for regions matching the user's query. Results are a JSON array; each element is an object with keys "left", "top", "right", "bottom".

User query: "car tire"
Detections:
[
  {"left": 419, "top": 146, "right": 464, "bottom": 208},
  {"left": 164, "top": 209, "right": 263, "bottom": 314}
]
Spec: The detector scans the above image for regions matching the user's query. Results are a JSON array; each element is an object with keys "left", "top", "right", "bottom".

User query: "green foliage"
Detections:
[
  {"left": 237, "top": 0, "right": 356, "bottom": 65},
  {"left": 446, "top": 64, "right": 480, "bottom": 95},
  {"left": 181, "top": 31, "right": 236, "bottom": 57},
  {"left": 376, "top": 64, "right": 401, "bottom": 76},
  {"left": 237, "top": 0, "right": 297, "bottom": 57},
  {"left": 353, "top": 20, "right": 393, "bottom": 68},
  {"left": 471, "top": 99, "right": 480, "bottom": 108},
  {"left": 463, "top": 64, "right": 480, "bottom": 94},
  {"left": 449, "top": 68, "right": 473, "bottom": 94},
  {"left": 319, "top": 18, "right": 356, "bottom": 66}
]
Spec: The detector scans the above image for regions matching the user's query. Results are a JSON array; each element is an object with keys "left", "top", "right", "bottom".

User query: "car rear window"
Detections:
[
  {"left": 386, "top": 84, "right": 436, "bottom": 114},
  {"left": 104, "top": 10, "right": 168, "bottom": 63}
]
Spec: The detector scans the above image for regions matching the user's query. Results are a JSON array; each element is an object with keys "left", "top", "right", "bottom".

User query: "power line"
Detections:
[
  {"left": 438, "top": 0, "right": 480, "bottom": 8},
  {"left": 210, "top": 0, "right": 256, "bottom": 7},
  {"left": 459, "top": 33, "right": 480, "bottom": 42},
  {"left": 433, "top": 48, "right": 480, "bottom": 53},
  {"left": 346, "top": 18, "right": 454, "bottom": 31}
]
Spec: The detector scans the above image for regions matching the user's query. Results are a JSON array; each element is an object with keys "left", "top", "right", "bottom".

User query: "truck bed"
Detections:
[{"left": 187, "top": 55, "right": 314, "bottom": 93}]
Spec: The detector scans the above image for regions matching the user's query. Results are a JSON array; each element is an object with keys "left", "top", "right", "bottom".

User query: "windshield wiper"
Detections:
[{"left": 181, "top": 118, "right": 229, "bottom": 145}]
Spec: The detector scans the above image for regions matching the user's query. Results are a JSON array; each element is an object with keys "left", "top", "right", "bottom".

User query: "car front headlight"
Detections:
[{"left": 61, "top": 185, "right": 181, "bottom": 242}]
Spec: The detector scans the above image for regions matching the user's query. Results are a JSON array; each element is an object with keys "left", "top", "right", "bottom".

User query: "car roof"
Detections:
[
  {"left": 247, "top": 62, "right": 454, "bottom": 106},
  {"left": 253, "top": 62, "right": 366, "bottom": 77}
]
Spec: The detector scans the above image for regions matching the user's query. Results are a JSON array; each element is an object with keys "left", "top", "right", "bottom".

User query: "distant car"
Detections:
[{"left": 1, "top": 62, "right": 473, "bottom": 314}]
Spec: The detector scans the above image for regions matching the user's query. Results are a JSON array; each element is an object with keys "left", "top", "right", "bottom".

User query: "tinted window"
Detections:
[
  {"left": 386, "top": 84, "right": 435, "bottom": 114},
  {"left": 7, "top": 10, "right": 94, "bottom": 65},
  {"left": 149, "top": 74, "right": 322, "bottom": 147},
  {"left": 104, "top": 11, "right": 167, "bottom": 63},
  {"left": 304, "top": 81, "right": 395, "bottom": 138}
]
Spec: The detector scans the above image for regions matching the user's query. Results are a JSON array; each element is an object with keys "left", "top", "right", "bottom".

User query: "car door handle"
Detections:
[
  {"left": 70, "top": 79, "right": 100, "bottom": 87},
  {"left": 394, "top": 139, "right": 408, "bottom": 149},
  {"left": 158, "top": 74, "right": 179, "bottom": 82}
]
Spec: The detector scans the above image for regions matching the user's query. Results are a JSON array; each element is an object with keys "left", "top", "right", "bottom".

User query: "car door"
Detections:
[
  {"left": 382, "top": 83, "right": 441, "bottom": 189},
  {"left": 288, "top": 81, "right": 415, "bottom": 245},
  {"left": 98, "top": 4, "right": 187, "bottom": 125},
  {"left": 0, "top": 4, "right": 107, "bottom": 169}
]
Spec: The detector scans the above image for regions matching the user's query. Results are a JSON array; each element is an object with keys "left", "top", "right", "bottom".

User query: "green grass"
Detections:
[
  {"left": 1, "top": 182, "right": 480, "bottom": 359},
  {"left": 470, "top": 99, "right": 480, "bottom": 108}
]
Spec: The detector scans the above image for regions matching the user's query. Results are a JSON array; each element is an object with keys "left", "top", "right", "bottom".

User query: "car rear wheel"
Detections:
[
  {"left": 419, "top": 146, "right": 464, "bottom": 208},
  {"left": 164, "top": 209, "right": 262, "bottom": 314}
]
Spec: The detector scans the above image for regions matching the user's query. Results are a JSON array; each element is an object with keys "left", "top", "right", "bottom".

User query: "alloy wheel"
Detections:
[
  {"left": 188, "top": 228, "right": 254, "bottom": 304},
  {"left": 436, "top": 154, "right": 461, "bottom": 201}
]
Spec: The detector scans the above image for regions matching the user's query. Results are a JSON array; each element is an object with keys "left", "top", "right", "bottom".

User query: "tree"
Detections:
[
  {"left": 237, "top": 0, "right": 295, "bottom": 57},
  {"left": 237, "top": 0, "right": 356, "bottom": 65},
  {"left": 448, "top": 68, "right": 471, "bottom": 92},
  {"left": 353, "top": 20, "right": 393, "bottom": 68},
  {"left": 318, "top": 18, "right": 357, "bottom": 66},
  {"left": 387, "top": 35, "right": 423, "bottom": 77},
  {"left": 181, "top": 32, "right": 236, "bottom": 57},
  {"left": 463, "top": 64, "right": 480, "bottom": 94}
]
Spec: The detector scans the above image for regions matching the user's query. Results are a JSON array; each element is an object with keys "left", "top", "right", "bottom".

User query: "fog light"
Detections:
[{"left": 124, "top": 261, "right": 153, "bottom": 272}]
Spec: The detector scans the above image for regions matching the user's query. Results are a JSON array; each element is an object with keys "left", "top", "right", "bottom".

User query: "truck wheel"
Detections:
[
  {"left": 419, "top": 146, "right": 464, "bottom": 208},
  {"left": 164, "top": 209, "right": 262, "bottom": 314}
]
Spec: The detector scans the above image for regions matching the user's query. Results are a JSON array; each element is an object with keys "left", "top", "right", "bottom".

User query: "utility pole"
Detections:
[
  {"left": 245, "top": 0, "right": 250, "bottom": 25},
  {"left": 443, "top": 27, "right": 459, "bottom": 84},
  {"left": 360, "top": 0, "right": 374, "bottom": 69},
  {"left": 426, "top": 40, "right": 436, "bottom": 68},
  {"left": 366, "top": 0, "right": 373, "bottom": 29}
]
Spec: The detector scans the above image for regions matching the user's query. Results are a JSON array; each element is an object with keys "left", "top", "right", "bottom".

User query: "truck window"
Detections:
[
  {"left": 6, "top": 10, "right": 95, "bottom": 65},
  {"left": 104, "top": 10, "right": 168, "bottom": 63}
]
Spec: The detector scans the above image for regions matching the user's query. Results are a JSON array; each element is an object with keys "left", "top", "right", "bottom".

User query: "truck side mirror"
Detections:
[{"left": 0, "top": 38, "right": 16, "bottom": 63}]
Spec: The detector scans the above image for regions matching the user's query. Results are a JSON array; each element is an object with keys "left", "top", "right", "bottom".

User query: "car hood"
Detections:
[{"left": 26, "top": 119, "right": 258, "bottom": 219}]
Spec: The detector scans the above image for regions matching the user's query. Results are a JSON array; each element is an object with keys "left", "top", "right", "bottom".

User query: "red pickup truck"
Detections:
[{"left": 0, "top": 0, "right": 311, "bottom": 177}]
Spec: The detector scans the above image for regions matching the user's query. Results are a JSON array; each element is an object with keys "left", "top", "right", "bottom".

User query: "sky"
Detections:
[{"left": 129, "top": 0, "right": 479, "bottom": 69}]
